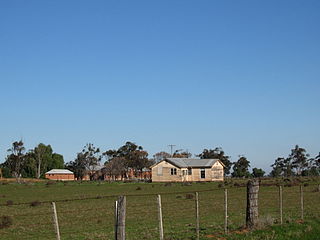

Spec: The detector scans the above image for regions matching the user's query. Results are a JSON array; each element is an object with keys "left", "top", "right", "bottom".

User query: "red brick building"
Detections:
[{"left": 45, "top": 169, "right": 75, "bottom": 181}]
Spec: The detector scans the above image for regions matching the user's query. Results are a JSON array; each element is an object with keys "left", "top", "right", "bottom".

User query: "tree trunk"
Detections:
[{"left": 37, "top": 154, "right": 41, "bottom": 179}]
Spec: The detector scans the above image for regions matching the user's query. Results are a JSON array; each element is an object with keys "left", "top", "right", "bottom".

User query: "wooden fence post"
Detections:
[
  {"left": 195, "top": 192, "right": 200, "bottom": 240},
  {"left": 300, "top": 185, "right": 304, "bottom": 221},
  {"left": 115, "top": 196, "right": 126, "bottom": 240},
  {"left": 224, "top": 188, "right": 228, "bottom": 234},
  {"left": 157, "top": 195, "right": 164, "bottom": 240},
  {"left": 51, "top": 202, "right": 61, "bottom": 240},
  {"left": 279, "top": 185, "right": 283, "bottom": 224},
  {"left": 114, "top": 200, "right": 118, "bottom": 240},
  {"left": 246, "top": 179, "right": 259, "bottom": 229}
]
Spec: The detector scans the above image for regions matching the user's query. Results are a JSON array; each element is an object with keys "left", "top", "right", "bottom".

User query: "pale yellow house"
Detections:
[{"left": 151, "top": 158, "right": 224, "bottom": 182}]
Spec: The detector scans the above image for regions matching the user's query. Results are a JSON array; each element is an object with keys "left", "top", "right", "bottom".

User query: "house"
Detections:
[
  {"left": 151, "top": 158, "right": 224, "bottom": 182},
  {"left": 45, "top": 169, "right": 75, "bottom": 181}
]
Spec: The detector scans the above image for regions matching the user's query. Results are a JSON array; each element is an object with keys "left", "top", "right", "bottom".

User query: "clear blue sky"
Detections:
[{"left": 1, "top": 1, "right": 319, "bottom": 172}]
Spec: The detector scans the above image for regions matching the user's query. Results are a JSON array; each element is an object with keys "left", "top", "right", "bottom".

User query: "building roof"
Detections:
[
  {"left": 45, "top": 169, "right": 74, "bottom": 174},
  {"left": 165, "top": 158, "right": 221, "bottom": 168}
]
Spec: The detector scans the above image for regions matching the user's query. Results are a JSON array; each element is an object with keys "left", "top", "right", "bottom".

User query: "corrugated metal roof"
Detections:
[
  {"left": 45, "top": 169, "right": 74, "bottom": 174},
  {"left": 166, "top": 158, "right": 219, "bottom": 168}
]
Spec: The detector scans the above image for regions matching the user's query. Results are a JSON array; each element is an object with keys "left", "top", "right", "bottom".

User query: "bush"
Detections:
[
  {"left": 218, "top": 183, "right": 225, "bottom": 188},
  {"left": 136, "top": 187, "right": 142, "bottom": 191},
  {"left": 186, "top": 193, "right": 194, "bottom": 199},
  {"left": 164, "top": 183, "right": 172, "bottom": 187},
  {"left": 6, "top": 200, "right": 13, "bottom": 206},
  {"left": 0, "top": 216, "right": 13, "bottom": 229},
  {"left": 30, "top": 201, "right": 41, "bottom": 207}
]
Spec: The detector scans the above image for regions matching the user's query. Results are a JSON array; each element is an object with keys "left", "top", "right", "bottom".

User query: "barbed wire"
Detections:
[{"left": 0, "top": 183, "right": 318, "bottom": 208}]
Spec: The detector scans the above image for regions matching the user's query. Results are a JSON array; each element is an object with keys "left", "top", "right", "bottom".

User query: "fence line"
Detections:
[
  {"left": 2, "top": 183, "right": 319, "bottom": 207},
  {"left": 1, "top": 183, "right": 319, "bottom": 240}
]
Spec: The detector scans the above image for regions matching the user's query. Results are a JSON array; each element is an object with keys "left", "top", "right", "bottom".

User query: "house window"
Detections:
[
  {"left": 157, "top": 166, "right": 163, "bottom": 176},
  {"left": 171, "top": 168, "right": 177, "bottom": 175},
  {"left": 188, "top": 168, "right": 192, "bottom": 175},
  {"left": 201, "top": 169, "right": 205, "bottom": 179}
]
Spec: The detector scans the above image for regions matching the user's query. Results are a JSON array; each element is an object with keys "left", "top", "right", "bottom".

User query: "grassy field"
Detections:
[{"left": 0, "top": 178, "right": 320, "bottom": 240}]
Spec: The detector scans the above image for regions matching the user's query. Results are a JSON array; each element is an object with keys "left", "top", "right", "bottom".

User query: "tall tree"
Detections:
[
  {"left": 301, "top": 152, "right": 320, "bottom": 176},
  {"left": 315, "top": 152, "right": 320, "bottom": 168},
  {"left": 27, "top": 144, "right": 64, "bottom": 178},
  {"left": 270, "top": 157, "right": 285, "bottom": 177},
  {"left": 198, "top": 147, "right": 232, "bottom": 175},
  {"left": 4, "top": 140, "right": 26, "bottom": 180},
  {"left": 252, "top": 168, "right": 265, "bottom": 178},
  {"left": 289, "top": 145, "right": 309, "bottom": 175},
  {"left": 82, "top": 143, "right": 102, "bottom": 178},
  {"left": 231, "top": 156, "right": 250, "bottom": 178},
  {"left": 104, "top": 142, "right": 152, "bottom": 179},
  {"left": 66, "top": 152, "right": 87, "bottom": 180},
  {"left": 103, "top": 157, "right": 126, "bottom": 180}
]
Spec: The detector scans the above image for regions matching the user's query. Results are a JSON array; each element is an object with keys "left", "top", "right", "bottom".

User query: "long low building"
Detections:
[
  {"left": 45, "top": 169, "right": 75, "bottom": 181},
  {"left": 151, "top": 158, "right": 224, "bottom": 182}
]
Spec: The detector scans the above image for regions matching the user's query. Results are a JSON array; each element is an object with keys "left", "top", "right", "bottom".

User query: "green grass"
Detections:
[
  {"left": 0, "top": 178, "right": 320, "bottom": 239},
  {"left": 226, "top": 218, "right": 320, "bottom": 240}
]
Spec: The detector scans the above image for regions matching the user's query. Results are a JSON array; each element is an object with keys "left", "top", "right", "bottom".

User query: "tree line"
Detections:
[
  {"left": 1, "top": 140, "right": 319, "bottom": 180},
  {"left": 0, "top": 141, "right": 64, "bottom": 180}
]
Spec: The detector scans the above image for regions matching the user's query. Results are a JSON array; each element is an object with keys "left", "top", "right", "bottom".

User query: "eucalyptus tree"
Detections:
[
  {"left": 104, "top": 141, "right": 151, "bottom": 179},
  {"left": 198, "top": 147, "right": 232, "bottom": 175},
  {"left": 231, "top": 156, "right": 250, "bottom": 178},
  {"left": 289, "top": 145, "right": 309, "bottom": 176},
  {"left": 4, "top": 140, "right": 26, "bottom": 180}
]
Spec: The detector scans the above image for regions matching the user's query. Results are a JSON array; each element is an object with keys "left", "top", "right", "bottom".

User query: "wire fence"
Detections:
[{"left": 0, "top": 183, "right": 320, "bottom": 240}]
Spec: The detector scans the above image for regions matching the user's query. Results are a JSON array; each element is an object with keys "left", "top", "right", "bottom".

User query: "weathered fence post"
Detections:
[
  {"left": 279, "top": 185, "right": 283, "bottom": 224},
  {"left": 115, "top": 196, "right": 126, "bottom": 240},
  {"left": 300, "top": 185, "right": 304, "bottom": 220},
  {"left": 114, "top": 200, "right": 118, "bottom": 240},
  {"left": 246, "top": 179, "right": 259, "bottom": 229},
  {"left": 224, "top": 188, "right": 228, "bottom": 234},
  {"left": 157, "top": 195, "right": 164, "bottom": 240},
  {"left": 51, "top": 202, "right": 61, "bottom": 240},
  {"left": 195, "top": 192, "right": 200, "bottom": 240}
]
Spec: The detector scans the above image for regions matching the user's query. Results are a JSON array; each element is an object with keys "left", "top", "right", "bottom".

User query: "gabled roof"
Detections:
[
  {"left": 45, "top": 169, "right": 74, "bottom": 174},
  {"left": 164, "top": 158, "right": 222, "bottom": 168}
]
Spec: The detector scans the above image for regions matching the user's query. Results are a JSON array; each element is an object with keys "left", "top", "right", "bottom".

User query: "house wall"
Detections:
[
  {"left": 152, "top": 160, "right": 224, "bottom": 182},
  {"left": 211, "top": 161, "right": 224, "bottom": 181},
  {"left": 45, "top": 174, "right": 75, "bottom": 181},
  {"left": 151, "top": 161, "right": 183, "bottom": 182}
]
